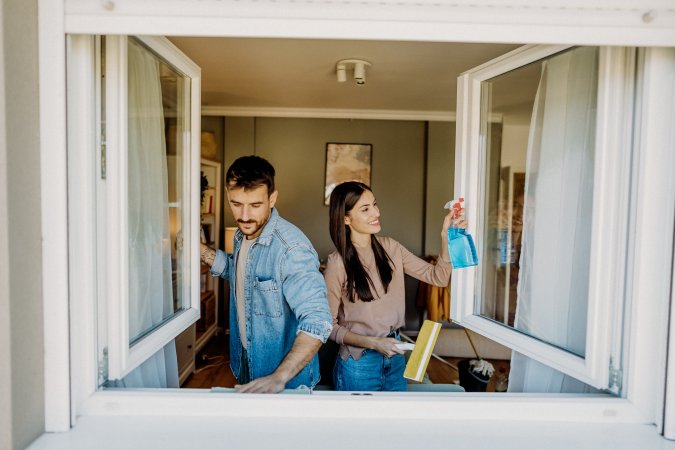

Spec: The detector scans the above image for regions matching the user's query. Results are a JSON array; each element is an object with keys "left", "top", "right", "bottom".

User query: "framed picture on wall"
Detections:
[{"left": 324, "top": 142, "right": 372, "bottom": 205}]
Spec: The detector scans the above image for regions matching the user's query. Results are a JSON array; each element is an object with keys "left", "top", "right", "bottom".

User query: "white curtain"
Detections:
[
  {"left": 508, "top": 47, "right": 599, "bottom": 393},
  {"left": 118, "top": 40, "right": 178, "bottom": 388}
]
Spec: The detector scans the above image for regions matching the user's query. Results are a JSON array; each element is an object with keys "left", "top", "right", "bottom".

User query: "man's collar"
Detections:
[{"left": 256, "top": 208, "right": 279, "bottom": 246}]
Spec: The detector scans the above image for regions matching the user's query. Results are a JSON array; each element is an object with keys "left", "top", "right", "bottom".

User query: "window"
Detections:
[
  {"left": 451, "top": 45, "right": 636, "bottom": 391},
  {"left": 75, "top": 40, "right": 636, "bottom": 393},
  {"left": 45, "top": 2, "right": 675, "bottom": 439},
  {"left": 99, "top": 36, "right": 202, "bottom": 381}
]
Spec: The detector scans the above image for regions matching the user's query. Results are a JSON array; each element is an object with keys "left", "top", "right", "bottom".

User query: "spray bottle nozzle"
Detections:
[{"left": 444, "top": 197, "right": 465, "bottom": 219}]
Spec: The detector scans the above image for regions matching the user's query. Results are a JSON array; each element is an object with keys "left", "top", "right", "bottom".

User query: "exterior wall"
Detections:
[
  {"left": 20, "top": 0, "right": 675, "bottom": 444},
  {"left": 1, "top": 0, "right": 45, "bottom": 448},
  {"left": 0, "top": 4, "right": 10, "bottom": 449}
]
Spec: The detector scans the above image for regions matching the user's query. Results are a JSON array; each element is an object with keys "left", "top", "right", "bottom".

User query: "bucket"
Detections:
[{"left": 457, "top": 359, "right": 490, "bottom": 392}]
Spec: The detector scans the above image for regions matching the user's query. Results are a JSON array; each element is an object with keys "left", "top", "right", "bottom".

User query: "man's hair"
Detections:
[{"left": 225, "top": 155, "right": 275, "bottom": 194}]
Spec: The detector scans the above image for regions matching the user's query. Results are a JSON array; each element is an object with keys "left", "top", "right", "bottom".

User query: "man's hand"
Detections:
[
  {"left": 200, "top": 242, "right": 216, "bottom": 267},
  {"left": 234, "top": 374, "right": 287, "bottom": 394},
  {"left": 175, "top": 229, "right": 183, "bottom": 251},
  {"left": 177, "top": 229, "right": 218, "bottom": 267},
  {"left": 234, "top": 333, "right": 321, "bottom": 394}
]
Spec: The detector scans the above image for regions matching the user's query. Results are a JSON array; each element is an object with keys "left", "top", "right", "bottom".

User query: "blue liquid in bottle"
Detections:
[{"left": 447, "top": 227, "right": 479, "bottom": 269}]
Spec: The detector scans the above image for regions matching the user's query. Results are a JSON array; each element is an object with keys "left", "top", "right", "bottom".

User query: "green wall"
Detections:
[
  {"left": 219, "top": 116, "right": 455, "bottom": 260},
  {"left": 425, "top": 121, "right": 456, "bottom": 256}
]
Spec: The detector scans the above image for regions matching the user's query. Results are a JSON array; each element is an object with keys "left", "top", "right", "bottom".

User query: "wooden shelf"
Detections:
[{"left": 177, "top": 158, "right": 222, "bottom": 386}]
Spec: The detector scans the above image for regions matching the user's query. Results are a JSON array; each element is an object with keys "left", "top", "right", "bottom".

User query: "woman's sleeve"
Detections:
[
  {"left": 323, "top": 254, "right": 349, "bottom": 344},
  {"left": 390, "top": 238, "right": 452, "bottom": 287}
]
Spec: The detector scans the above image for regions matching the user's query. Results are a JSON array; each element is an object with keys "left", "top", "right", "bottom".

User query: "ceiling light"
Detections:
[
  {"left": 354, "top": 62, "right": 366, "bottom": 85},
  {"left": 336, "top": 63, "right": 347, "bottom": 83},
  {"left": 335, "top": 59, "right": 372, "bottom": 86}
]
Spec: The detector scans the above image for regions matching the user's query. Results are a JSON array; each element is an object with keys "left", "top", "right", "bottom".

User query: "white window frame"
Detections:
[
  {"left": 100, "top": 35, "right": 202, "bottom": 380},
  {"left": 44, "top": 0, "right": 675, "bottom": 435},
  {"left": 450, "top": 45, "right": 636, "bottom": 390}
]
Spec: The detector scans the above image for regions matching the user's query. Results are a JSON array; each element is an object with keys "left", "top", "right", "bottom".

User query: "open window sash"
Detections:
[
  {"left": 450, "top": 45, "right": 634, "bottom": 390},
  {"left": 104, "top": 35, "right": 202, "bottom": 380}
]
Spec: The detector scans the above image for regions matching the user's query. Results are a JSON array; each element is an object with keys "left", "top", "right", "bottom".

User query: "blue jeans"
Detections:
[{"left": 333, "top": 348, "right": 407, "bottom": 392}]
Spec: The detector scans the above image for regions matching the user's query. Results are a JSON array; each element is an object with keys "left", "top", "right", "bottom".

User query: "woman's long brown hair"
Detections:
[{"left": 328, "top": 181, "right": 393, "bottom": 302}]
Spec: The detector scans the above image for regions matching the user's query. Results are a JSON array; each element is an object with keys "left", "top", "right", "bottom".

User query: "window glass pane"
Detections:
[
  {"left": 478, "top": 47, "right": 599, "bottom": 357},
  {"left": 128, "top": 38, "right": 190, "bottom": 344}
]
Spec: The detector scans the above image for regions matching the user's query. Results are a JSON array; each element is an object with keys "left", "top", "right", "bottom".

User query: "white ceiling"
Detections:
[{"left": 168, "top": 37, "right": 526, "bottom": 114}]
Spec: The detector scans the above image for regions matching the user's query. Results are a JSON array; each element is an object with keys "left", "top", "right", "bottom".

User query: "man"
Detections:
[{"left": 201, "top": 155, "right": 332, "bottom": 393}]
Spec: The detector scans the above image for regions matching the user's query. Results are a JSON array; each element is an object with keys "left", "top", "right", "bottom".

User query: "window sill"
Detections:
[
  {"left": 73, "top": 389, "right": 646, "bottom": 422},
  {"left": 30, "top": 412, "right": 668, "bottom": 450}
]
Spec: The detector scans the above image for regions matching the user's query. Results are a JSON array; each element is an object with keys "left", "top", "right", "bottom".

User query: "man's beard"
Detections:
[{"left": 237, "top": 210, "right": 271, "bottom": 237}]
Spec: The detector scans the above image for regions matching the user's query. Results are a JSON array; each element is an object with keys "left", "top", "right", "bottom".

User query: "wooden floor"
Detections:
[
  {"left": 183, "top": 333, "right": 236, "bottom": 389},
  {"left": 183, "top": 333, "right": 509, "bottom": 392}
]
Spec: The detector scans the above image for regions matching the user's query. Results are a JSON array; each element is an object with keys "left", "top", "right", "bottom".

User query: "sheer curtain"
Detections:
[
  {"left": 117, "top": 40, "right": 178, "bottom": 388},
  {"left": 508, "top": 47, "right": 599, "bottom": 393}
]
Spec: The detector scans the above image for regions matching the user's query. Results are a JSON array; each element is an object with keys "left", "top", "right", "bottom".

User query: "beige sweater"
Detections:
[{"left": 324, "top": 236, "right": 452, "bottom": 361}]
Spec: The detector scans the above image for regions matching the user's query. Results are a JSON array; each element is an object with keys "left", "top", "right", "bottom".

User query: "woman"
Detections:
[{"left": 324, "top": 181, "right": 464, "bottom": 391}]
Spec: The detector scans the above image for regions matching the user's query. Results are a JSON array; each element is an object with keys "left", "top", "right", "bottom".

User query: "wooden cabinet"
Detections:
[
  {"left": 175, "top": 323, "right": 196, "bottom": 384},
  {"left": 176, "top": 158, "right": 222, "bottom": 386}
]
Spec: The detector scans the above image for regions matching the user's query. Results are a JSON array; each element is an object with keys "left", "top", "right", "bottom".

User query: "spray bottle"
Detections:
[{"left": 444, "top": 197, "right": 478, "bottom": 269}]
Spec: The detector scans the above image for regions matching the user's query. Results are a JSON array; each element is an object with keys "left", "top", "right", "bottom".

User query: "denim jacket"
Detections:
[{"left": 210, "top": 208, "right": 332, "bottom": 389}]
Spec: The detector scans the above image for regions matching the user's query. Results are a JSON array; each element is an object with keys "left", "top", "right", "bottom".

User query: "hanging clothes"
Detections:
[{"left": 415, "top": 256, "right": 451, "bottom": 322}]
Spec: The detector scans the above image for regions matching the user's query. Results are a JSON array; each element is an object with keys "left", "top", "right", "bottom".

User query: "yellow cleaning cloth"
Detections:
[{"left": 404, "top": 320, "right": 442, "bottom": 382}]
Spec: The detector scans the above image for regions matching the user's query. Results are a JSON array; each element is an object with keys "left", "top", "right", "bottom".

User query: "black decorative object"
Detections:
[{"left": 200, "top": 171, "right": 208, "bottom": 205}]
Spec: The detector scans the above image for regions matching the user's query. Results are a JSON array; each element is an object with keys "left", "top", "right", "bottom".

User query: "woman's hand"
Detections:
[
  {"left": 453, "top": 213, "right": 468, "bottom": 229},
  {"left": 440, "top": 210, "right": 468, "bottom": 264},
  {"left": 441, "top": 210, "right": 467, "bottom": 236},
  {"left": 370, "top": 337, "right": 405, "bottom": 358}
]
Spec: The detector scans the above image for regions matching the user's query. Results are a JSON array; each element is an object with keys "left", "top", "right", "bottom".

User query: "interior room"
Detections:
[{"left": 128, "top": 36, "right": 596, "bottom": 394}]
